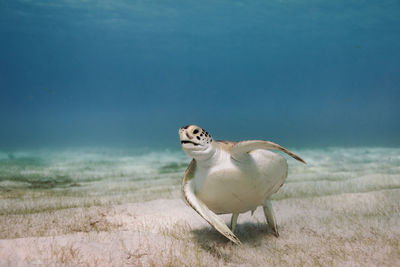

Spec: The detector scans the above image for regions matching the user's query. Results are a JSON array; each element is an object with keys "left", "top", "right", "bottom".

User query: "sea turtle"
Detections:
[{"left": 179, "top": 125, "right": 306, "bottom": 244}]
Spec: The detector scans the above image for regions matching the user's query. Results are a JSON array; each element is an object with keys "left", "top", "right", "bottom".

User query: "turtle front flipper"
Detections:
[
  {"left": 182, "top": 181, "right": 241, "bottom": 244},
  {"left": 230, "top": 140, "right": 306, "bottom": 164},
  {"left": 182, "top": 161, "right": 241, "bottom": 244}
]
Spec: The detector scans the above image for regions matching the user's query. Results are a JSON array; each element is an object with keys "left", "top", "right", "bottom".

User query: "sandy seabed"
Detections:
[{"left": 0, "top": 147, "right": 399, "bottom": 266}]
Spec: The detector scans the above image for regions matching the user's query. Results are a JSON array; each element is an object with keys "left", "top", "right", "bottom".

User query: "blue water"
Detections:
[{"left": 1, "top": 0, "right": 399, "bottom": 149}]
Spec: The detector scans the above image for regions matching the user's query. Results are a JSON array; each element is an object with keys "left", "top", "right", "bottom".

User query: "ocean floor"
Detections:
[{"left": 0, "top": 147, "right": 399, "bottom": 266}]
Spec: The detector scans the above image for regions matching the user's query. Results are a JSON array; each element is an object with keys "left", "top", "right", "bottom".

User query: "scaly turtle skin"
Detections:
[{"left": 179, "top": 125, "right": 306, "bottom": 244}]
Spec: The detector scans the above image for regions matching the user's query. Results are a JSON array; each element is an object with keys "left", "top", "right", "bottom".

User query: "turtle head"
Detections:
[{"left": 179, "top": 125, "right": 215, "bottom": 160}]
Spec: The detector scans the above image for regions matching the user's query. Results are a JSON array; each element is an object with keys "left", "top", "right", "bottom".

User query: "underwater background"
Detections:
[
  {"left": 1, "top": 0, "right": 399, "bottom": 149},
  {"left": 1, "top": 2, "right": 400, "bottom": 265},
  {"left": 1, "top": 0, "right": 399, "bottom": 218}
]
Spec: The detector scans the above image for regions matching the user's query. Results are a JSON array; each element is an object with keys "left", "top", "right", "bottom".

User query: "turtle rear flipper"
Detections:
[{"left": 263, "top": 199, "right": 279, "bottom": 237}]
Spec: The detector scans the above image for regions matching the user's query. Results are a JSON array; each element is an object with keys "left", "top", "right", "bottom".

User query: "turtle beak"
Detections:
[
  {"left": 181, "top": 140, "right": 200, "bottom": 146},
  {"left": 179, "top": 129, "right": 201, "bottom": 148}
]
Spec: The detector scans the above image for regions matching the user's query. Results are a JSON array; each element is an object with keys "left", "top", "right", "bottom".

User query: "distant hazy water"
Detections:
[{"left": 0, "top": 147, "right": 399, "bottom": 215}]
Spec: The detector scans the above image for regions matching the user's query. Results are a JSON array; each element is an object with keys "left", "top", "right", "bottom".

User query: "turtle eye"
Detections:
[{"left": 193, "top": 129, "right": 199, "bottom": 134}]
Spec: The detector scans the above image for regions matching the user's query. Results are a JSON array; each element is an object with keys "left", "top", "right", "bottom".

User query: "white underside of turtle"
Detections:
[
  {"left": 193, "top": 149, "right": 287, "bottom": 214},
  {"left": 179, "top": 125, "right": 306, "bottom": 244}
]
